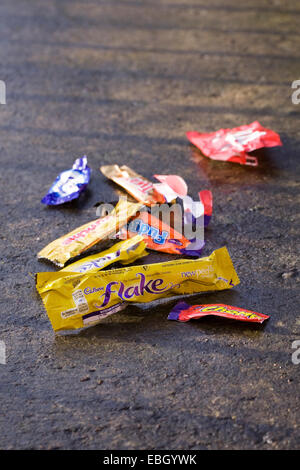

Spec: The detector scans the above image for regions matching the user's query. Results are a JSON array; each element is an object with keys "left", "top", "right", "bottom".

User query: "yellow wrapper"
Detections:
[
  {"left": 61, "top": 236, "right": 147, "bottom": 273},
  {"left": 100, "top": 164, "right": 165, "bottom": 206},
  {"left": 38, "top": 199, "right": 143, "bottom": 267},
  {"left": 36, "top": 247, "right": 240, "bottom": 332}
]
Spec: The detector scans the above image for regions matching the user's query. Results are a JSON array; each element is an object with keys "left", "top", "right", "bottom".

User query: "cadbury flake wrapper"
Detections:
[
  {"left": 187, "top": 121, "right": 282, "bottom": 166},
  {"left": 121, "top": 210, "right": 204, "bottom": 256},
  {"left": 38, "top": 198, "right": 143, "bottom": 267},
  {"left": 41, "top": 156, "right": 91, "bottom": 205},
  {"left": 61, "top": 236, "right": 147, "bottom": 273},
  {"left": 100, "top": 164, "right": 165, "bottom": 206},
  {"left": 36, "top": 246, "right": 239, "bottom": 332},
  {"left": 168, "top": 302, "right": 269, "bottom": 324}
]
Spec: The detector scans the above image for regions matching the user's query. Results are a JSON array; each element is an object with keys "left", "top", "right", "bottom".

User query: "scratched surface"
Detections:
[{"left": 0, "top": 0, "right": 299, "bottom": 449}]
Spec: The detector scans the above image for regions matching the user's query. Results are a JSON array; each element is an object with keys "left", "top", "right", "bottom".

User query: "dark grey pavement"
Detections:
[{"left": 0, "top": 0, "right": 299, "bottom": 449}]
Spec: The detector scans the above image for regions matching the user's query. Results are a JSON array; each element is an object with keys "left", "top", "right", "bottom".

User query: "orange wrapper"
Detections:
[{"left": 38, "top": 199, "right": 143, "bottom": 267}]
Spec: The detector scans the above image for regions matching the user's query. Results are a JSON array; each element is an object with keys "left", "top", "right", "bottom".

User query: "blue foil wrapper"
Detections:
[{"left": 41, "top": 156, "right": 91, "bottom": 205}]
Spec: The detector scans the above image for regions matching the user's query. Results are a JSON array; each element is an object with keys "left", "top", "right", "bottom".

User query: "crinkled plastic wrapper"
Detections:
[
  {"left": 100, "top": 164, "right": 165, "bottom": 205},
  {"left": 36, "top": 246, "right": 240, "bottom": 332},
  {"left": 38, "top": 199, "right": 143, "bottom": 267},
  {"left": 183, "top": 190, "right": 213, "bottom": 228},
  {"left": 61, "top": 236, "right": 147, "bottom": 273},
  {"left": 168, "top": 302, "right": 269, "bottom": 324},
  {"left": 41, "top": 156, "right": 91, "bottom": 205},
  {"left": 121, "top": 210, "right": 204, "bottom": 256},
  {"left": 186, "top": 121, "right": 282, "bottom": 166}
]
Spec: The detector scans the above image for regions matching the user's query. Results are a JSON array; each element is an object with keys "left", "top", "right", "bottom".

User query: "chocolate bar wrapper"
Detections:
[
  {"left": 100, "top": 164, "right": 165, "bottom": 206},
  {"left": 61, "top": 235, "right": 147, "bottom": 273},
  {"left": 36, "top": 246, "right": 240, "bottom": 332},
  {"left": 38, "top": 198, "right": 143, "bottom": 267},
  {"left": 187, "top": 121, "right": 282, "bottom": 166},
  {"left": 41, "top": 156, "right": 91, "bottom": 205},
  {"left": 168, "top": 302, "right": 269, "bottom": 323},
  {"left": 153, "top": 174, "right": 188, "bottom": 202}
]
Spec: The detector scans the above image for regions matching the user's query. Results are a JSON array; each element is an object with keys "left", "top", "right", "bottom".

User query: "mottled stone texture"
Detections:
[{"left": 0, "top": 0, "right": 299, "bottom": 450}]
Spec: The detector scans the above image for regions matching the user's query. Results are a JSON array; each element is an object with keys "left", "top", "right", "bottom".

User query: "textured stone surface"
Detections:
[{"left": 0, "top": 0, "right": 299, "bottom": 449}]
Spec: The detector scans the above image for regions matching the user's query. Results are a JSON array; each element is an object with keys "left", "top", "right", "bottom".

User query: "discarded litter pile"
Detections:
[{"left": 36, "top": 120, "right": 279, "bottom": 332}]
